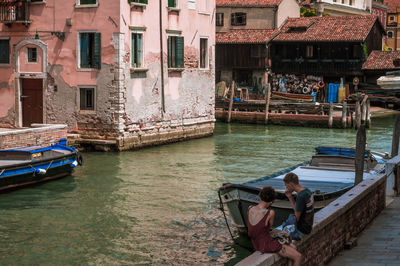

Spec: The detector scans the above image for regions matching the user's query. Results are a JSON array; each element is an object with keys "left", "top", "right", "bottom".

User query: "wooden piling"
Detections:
[
  {"left": 227, "top": 81, "right": 235, "bottom": 123},
  {"left": 355, "top": 100, "right": 361, "bottom": 129},
  {"left": 341, "top": 101, "right": 347, "bottom": 128},
  {"left": 328, "top": 102, "right": 333, "bottom": 128},
  {"left": 355, "top": 125, "right": 366, "bottom": 185},
  {"left": 264, "top": 83, "right": 271, "bottom": 124},
  {"left": 391, "top": 115, "right": 400, "bottom": 157},
  {"left": 366, "top": 99, "right": 371, "bottom": 128},
  {"left": 361, "top": 96, "right": 367, "bottom": 126}
]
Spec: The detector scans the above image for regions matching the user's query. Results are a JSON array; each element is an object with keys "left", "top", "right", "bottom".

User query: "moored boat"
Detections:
[
  {"left": 0, "top": 139, "right": 82, "bottom": 192},
  {"left": 271, "top": 92, "right": 314, "bottom": 102},
  {"left": 218, "top": 147, "right": 387, "bottom": 233}
]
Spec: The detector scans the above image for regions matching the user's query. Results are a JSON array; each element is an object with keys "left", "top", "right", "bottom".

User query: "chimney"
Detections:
[{"left": 315, "top": 0, "right": 324, "bottom": 17}]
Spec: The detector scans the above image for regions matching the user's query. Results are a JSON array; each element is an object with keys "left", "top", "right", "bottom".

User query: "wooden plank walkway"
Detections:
[{"left": 329, "top": 196, "right": 400, "bottom": 266}]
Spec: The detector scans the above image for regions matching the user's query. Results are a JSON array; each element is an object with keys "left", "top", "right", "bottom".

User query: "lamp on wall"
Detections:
[{"left": 35, "top": 30, "right": 39, "bottom": 40}]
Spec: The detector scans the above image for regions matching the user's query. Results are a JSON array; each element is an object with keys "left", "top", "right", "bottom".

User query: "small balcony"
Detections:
[{"left": 0, "top": 0, "right": 31, "bottom": 27}]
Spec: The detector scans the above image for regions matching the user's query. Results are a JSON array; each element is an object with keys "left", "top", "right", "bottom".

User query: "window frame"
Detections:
[
  {"left": 27, "top": 47, "right": 38, "bottom": 63},
  {"left": 216, "top": 13, "right": 224, "bottom": 26},
  {"left": 77, "top": 31, "right": 101, "bottom": 70},
  {"left": 168, "top": 0, "right": 179, "bottom": 8},
  {"left": 388, "top": 31, "right": 394, "bottom": 39},
  {"left": 199, "top": 37, "right": 209, "bottom": 70},
  {"left": 79, "top": 86, "right": 96, "bottom": 112},
  {"left": 131, "top": 31, "right": 145, "bottom": 69},
  {"left": 188, "top": 0, "right": 196, "bottom": 10},
  {"left": 306, "top": 45, "right": 313, "bottom": 58},
  {"left": 0, "top": 38, "right": 10, "bottom": 65},
  {"left": 231, "top": 12, "right": 246, "bottom": 26},
  {"left": 389, "top": 15, "right": 395, "bottom": 21}
]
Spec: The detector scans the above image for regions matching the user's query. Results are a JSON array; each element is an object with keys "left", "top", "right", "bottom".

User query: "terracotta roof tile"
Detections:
[
  {"left": 273, "top": 15, "right": 379, "bottom": 42},
  {"left": 362, "top": 50, "right": 400, "bottom": 70},
  {"left": 216, "top": 29, "right": 278, "bottom": 44},
  {"left": 383, "top": 0, "right": 400, "bottom": 13},
  {"left": 216, "top": 0, "right": 282, "bottom": 7}
]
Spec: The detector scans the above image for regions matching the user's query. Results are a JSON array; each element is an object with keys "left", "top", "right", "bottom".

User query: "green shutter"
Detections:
[
  {"left": 0, "top": 40, "right": 9, "bottom": 64},
  {"left": 176, "top": 37, "right": 184, "bottom": 68},
  {"left": 167, "top": 36, "right": 172, "bottom": 67},
  {"left": 140, "top": 0, "right": 148, "bottom": 3},
  {"left": 93, "top": 32, "right": 101, "bottom": 69},
  {"left": 168, "top": 0, "right": 175, "bottom": 8}
]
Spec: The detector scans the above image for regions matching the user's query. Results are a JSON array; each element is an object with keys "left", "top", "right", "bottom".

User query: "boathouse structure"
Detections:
[
  {"left": 269, "top": 15, "right": 385, "bottom": 92},
  {"left": 0, "top": 0, "right": 215, "bottom": 151},
  {"left": 215, "top": 0, "right": 300, "bottom": 91}
]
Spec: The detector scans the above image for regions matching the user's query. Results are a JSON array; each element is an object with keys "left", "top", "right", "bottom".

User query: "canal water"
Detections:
[{"left": 0, "top": 116, "right": 395, "bottom": 265}]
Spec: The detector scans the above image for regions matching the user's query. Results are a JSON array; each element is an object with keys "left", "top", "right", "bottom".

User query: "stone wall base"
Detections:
[{"left": 69, "top": 122, "right": 214, "bottom": 151}]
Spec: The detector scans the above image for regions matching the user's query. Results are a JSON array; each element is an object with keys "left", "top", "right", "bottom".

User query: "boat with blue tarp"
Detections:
[
  {"left": 218, "top": 147, "right": 387, "bottom": 233},
  {"left": 0, "top": 139, "right": 82, "bottom": 191}
]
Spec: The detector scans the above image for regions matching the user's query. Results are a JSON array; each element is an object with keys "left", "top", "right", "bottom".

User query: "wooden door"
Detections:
[{"left": 21, "top": 79, "right": 43, "bottom": 127}]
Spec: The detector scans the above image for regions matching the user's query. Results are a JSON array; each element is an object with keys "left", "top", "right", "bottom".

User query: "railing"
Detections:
[
  {"left": 0, "top": 0, "right": 30, "bottom": 24},
  {"left": 272, "top": 59, "right": 363, "bottom": 75}
]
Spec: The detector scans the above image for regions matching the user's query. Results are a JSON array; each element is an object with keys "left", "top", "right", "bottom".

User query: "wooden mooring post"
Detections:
[
  {"left": 227, "top": 81, "right": 235, "bottom": 123},
  {"left": 341, "top": 101, "right": 347, "bottom": 128},
  {"left": 366, "top": 99, "right": 371, "bottom": 128},
  {"left": 355, "top": 100, "right": 361, "bottom": 129},
  {"left": 361, "top": 96, "right": 367, "bottom": 126},
  {"left": 265, "top": 83, "right": 271, "bottom": 124},
  {"left": 391, "top": 115, "right": 400, "bottom": 157},
  {"left": 328, "top": 102, "right": 333, "bottom": 128},
  {"left": 355, "top": 125, "right": 366, "bottom": 185}
]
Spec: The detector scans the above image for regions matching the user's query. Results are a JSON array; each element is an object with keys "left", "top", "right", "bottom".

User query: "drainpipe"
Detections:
[
  {"left": 159, "top": 0, "right": 165, "bottom": 113},
  {"left": 273, "top": 6, "right": 278, "bottom": 29}
]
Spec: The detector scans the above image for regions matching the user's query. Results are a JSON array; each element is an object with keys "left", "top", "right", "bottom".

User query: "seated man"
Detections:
[{"left": 282, "top": 172, "right": 314, "bottom": 238}]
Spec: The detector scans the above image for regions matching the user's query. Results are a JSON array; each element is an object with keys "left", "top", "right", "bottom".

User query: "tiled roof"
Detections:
[
  {"left": 362, "top": 50, "right": 400, "bottom": 70},
  {"left": 216, "top": 29, "right": 278, "bottom": 44},
  {"left": 383, "top": 0, "right": 400, "bottom": 13},
  {"left": 273, "top": 15, "right": 379, "bottom": 42},
  {"left": 216, "top": 0, "right": 283, "bottom": 7}
]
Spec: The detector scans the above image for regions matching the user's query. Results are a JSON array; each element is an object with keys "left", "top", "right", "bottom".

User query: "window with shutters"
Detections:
[
  {"left": 78, "top": 32, "right": 101, "bottom": 69},
  {"left": 168, "top": 36, "right": 184, "bottom": 68},
  {"left": 27, "top": 47, "right": 38, "bottom": 63},
  {"left": 132, "top": 32, "right": 144, "bottom": 68},
  {"left": 79, "top": 87, "right": 95, "bottom": 111},
  {"left": 388, "top": 31, "right": 394, "bottom": 38},
  {"left": 200, "top": 37, "right": 208, "bottom": 69},
  {"left": 128, "top": 0, "right": 148, "bottom": 4},
  {"left": 0, "top": 39, "right": 10, "bottom": 64},
  {"left": 231, "top": 13, "right": 246, "bottom": 26},
  {"left": 216, "top": 13, "right": 224, "bottom": 26},
  {"left": 78, "top": 0, "right": 97, "bottom": 5},
  {"left": 168, "top": 0, "right": 178, "bottom": 8}
]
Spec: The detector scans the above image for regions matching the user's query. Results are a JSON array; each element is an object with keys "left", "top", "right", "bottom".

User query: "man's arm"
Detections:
[{"left": 285, "top": 189, "right": 296, "bottom": 211}]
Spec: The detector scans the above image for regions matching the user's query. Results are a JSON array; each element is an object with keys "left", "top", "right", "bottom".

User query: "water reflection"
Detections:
[{"left": 0, "top": 115, "right": 395, "bottom": 265}]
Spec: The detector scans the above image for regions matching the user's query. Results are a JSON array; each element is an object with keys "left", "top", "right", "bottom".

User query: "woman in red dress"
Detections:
[{"left": 248, "top": 186, "right": 302, "bottom": 266}]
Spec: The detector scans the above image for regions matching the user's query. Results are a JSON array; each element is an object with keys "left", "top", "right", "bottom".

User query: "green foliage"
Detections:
[
  {"left": 363, "top": 43, "right": 368, "bottom": 58},
  {"left": 300, "top": 6, "right": 317, "bottom": 17}
]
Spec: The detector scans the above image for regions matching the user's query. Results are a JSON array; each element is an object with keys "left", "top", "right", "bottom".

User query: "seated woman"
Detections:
[{"left": 248, "top": 186, "right": 302, "bottom": 266}]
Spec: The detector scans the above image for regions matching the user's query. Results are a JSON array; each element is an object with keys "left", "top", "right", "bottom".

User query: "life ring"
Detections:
[
  {"left": 77, "top": 152, "right": 83, "bottom": 166},
  {"left": 318, "top": 81, "right": 325, "bottom": 88},
  {"left": 303, "top": 86, "right": 311, "bottom": 94}
]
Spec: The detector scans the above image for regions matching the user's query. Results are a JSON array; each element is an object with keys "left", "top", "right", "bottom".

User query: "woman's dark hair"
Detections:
[{"left": 258, "top": 186, "right": 276, "bottom": 203}]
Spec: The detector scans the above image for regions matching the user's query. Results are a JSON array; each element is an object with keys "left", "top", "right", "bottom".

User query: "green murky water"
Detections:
[{"left": 0, "top": 116, "right": 395, "bottom": 265}]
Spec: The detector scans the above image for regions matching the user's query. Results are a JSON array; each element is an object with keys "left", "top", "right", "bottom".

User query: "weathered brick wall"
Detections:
[
  {"left": 0, "top": 125, "right": 67, "bottom": 149},
  {"left": 238, "top": 174, "right": 387, "bottom": 266}
]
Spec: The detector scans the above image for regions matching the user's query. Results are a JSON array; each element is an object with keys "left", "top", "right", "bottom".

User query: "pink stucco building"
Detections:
[{"left": 0, "top": 0, "right": 215, "bottom": 150}]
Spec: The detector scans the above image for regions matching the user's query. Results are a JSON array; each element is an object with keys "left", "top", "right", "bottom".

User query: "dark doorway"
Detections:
[{"left": 21, "top": 79, "right": 43, "bottom": 127}]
